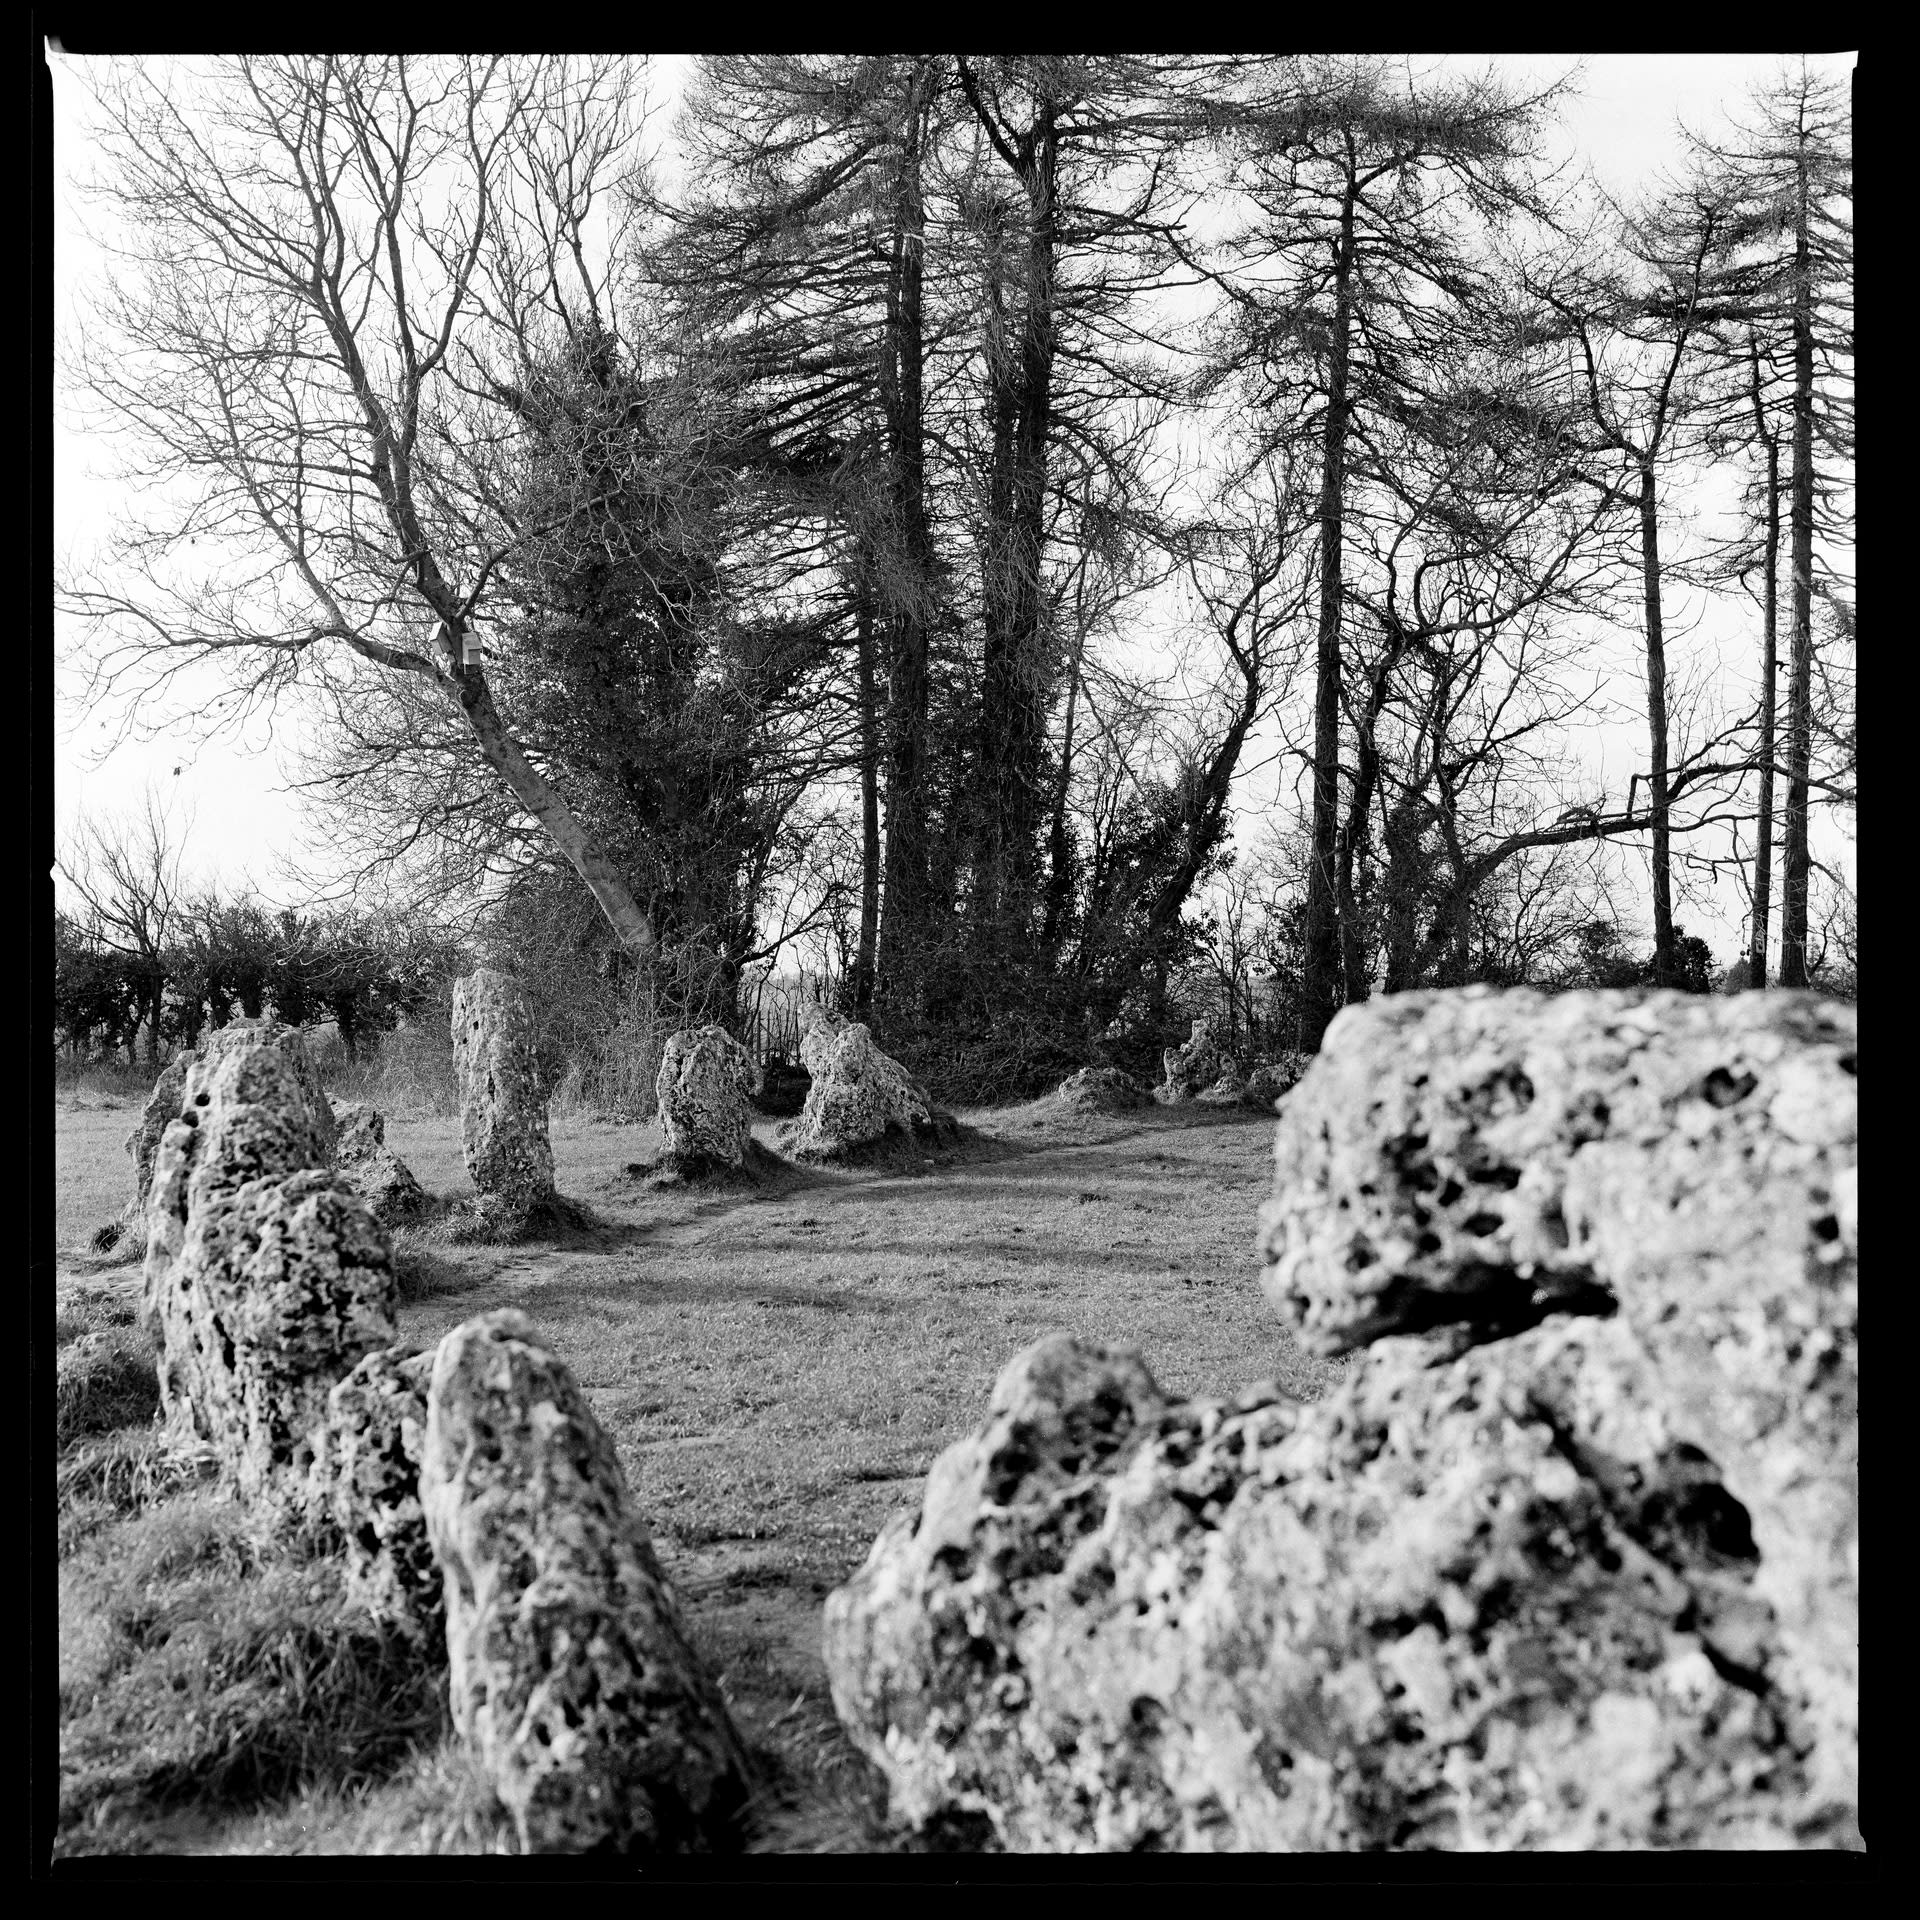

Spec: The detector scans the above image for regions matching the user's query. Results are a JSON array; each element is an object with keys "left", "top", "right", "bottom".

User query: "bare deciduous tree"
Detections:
[{"left": 61, "top": 55, "right": 666, "bottom": 956}]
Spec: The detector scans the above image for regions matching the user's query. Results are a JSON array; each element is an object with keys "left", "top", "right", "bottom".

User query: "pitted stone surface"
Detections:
[
  {"left": 333, "top": 1102, "right": 430, "bottom": 1224},
  {"left": 784, "top": 1017, "right": 940, "bottom": 1159},
  {"left": 1257, "top": 987, "right": 1858, "bottom": 1811},
  {"left": 825, "top": 1322, "right": 1849, "bottom": 1851},
  {"left": 138, "top": 1023, "right": 382, "bottom": 1500},
  {"left": 421, "top": 1310, "right": 751, "bottom": 1854},
  {"left": 125, "top": 1053, "right": 194, "bottom": 1215},
  {"left": 451, "top": 969, "right": 556, "bottom": 1210},
  {"left": 825, "top": 987, "right": 1858, "bottom": 1851},
  {"left": 306, "top": 1342, "right": 441, "bottom": 1638},
  {"left": 655, "top": 1026, "right": 754, "bottom": 1173}
]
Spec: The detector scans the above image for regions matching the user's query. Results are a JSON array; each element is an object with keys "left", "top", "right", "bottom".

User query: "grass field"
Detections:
[{"left": 52, "top": 1086, "right": 1339, "bottom": 1855}]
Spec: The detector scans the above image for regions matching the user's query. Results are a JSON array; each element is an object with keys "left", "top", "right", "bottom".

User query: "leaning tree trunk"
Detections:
[
  {"left": 1637, "top": 463, "right": 1676, "bottom": 988},
  {"left": 454, "top": 660, "right": 658, "bottom": 963}
]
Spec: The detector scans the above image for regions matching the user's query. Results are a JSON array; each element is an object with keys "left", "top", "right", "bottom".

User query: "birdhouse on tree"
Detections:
[{"left": 459, "top": 629, "right": 485, "bottom": 669}]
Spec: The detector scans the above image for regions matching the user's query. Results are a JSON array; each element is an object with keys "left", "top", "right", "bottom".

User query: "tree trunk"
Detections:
[
  {"left": 1749, "top": 421, "right": 1781, "bottom": 988},
  {"left": 970, "top": 95, "right": 1058, "bottom": 956},
  {"left": 1302, "top": 185, "right": 1356, "bottom": 1048},
  {"left": 877, "top": 64, "right": 935, "bottom": 1006},
  {"left": 854, "top": 586, "right": 880, "bottom": 1015},
  {"left": 1637, "top": 464, "right": 1675, "bottom": 987},
  {"left": 1778, "top": 145, "right": 1816, "bottom": 989},
  {"left": 453, "top": 659, "right": 658, "bottom": 964},
  {"left": 1337, "top": 627, "right": 1404, "bottom": 1004},
  {"left": 1039, "top": 631, "right": 1083, "bottom": 958}
]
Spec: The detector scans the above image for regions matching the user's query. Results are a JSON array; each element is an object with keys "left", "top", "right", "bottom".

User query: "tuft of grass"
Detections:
[
  {"left": 58, "top": 1523, "right": 449, "bottom": 1858},
  {"left": 58, "top": 1332, "right": 161, "bottom": 1450}
]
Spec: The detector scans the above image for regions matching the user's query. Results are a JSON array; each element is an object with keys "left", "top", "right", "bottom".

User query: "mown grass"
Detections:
[{"left": 52, "top": 1084, "right": 1334, "bottom": 1856}]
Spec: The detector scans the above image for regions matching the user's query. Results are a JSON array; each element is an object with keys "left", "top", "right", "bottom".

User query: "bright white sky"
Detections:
[{"left": 48, "top": 48, "right": 1856, "bottom": 965}]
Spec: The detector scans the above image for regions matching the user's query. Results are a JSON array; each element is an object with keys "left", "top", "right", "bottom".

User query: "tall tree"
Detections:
[
  {"left": 1683, "top": 64, "right": 1852, "bottom": 987},
  {"left": 1206, "top": 56, "right": 1569, "bottom": 1039},
  {"left": 61, "top": 56, "right": 669, "bottom": 959}
]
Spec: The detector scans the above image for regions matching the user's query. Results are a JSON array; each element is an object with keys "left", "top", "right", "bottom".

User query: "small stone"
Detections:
[
  {"left": 333, "top": 1102, "right": 431, "bottom": 1224},
  {"left": 1052, "top": 1067, "right": 1152, "bottom": 1113}
]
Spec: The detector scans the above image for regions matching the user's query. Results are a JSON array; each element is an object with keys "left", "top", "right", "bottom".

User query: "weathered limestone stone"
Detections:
[
  {"left": 655, "top": 1026, "right": 754, "bottom": 1174},
  {"left": 126, "top": 1052, "right": 195, "bottom": 1214},
  {"left": 1053, "top": 1066, "right": 1152, "bottom": 1114},
  {"left": 141, "top": 1023, "right": 389, "bottom": 1501},
  {"left": 333, "top": 1102, "right": 430, "bottom": 1224},
  {"left": 1156, "top": 1018, "right": 1224, "bottom": 1104},
  {"left": 826, "top": 1320, "right": 1848, "bottom": 1851},
  {"left": 825, "top": 987, "right": 1858, "bottom": 1850},
  {"left": 421, "top": 1310, "right": 752, "bottom": 1854},
  {"left": 1256, "top": 986, "right": 1858, "bottom": 1815},
  {"left": 451, "top": 969, "right": 556, "bottom": 1212},
  {"left": 783, "top": 1010, "right": 944, "bottom": 1160},
  {"left": 306, "top": 1342, "right": 440, "bottom": 1638}
]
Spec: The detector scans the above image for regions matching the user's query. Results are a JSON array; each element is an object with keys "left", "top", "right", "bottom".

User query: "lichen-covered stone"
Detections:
[
  {"left": 306, "top": 1343, "right": 440, "bottom": 1638},
  {"left": 1256, "top": 986, "right": 1858, "bottom": 1817},
  {"left": 1156, "top": 1019, "right": 1224, "bottom": 1104},
  {"left": 825, "top": 1322, "right": 1849, "bottom": 1851},
  {"left": 421, "top": 1310, "right": 752, "bottom": 1854},
  {"left": 140, "top": 1023, "right": 387, "bottom": 1500},
  {"left": 332, "top": 1102, "right": 430, "bottom": 1224},
  {"left": 125, "top": 1052, "right": 195, "bottom": 1215},
  {"left": 655, "top": 1027, "right": 754, "bottom": 1174},
  {"left": 1053, "top": 1066, "right": 1152, "bottom": 1114},
  {"left": 451, "top": 970, "right": 555, "bottom": 1210},
  {"left": 146, "top": 1167, "right": 398, "bottom": 1500},
  {"left": 826, "top": 987, "right": 1859, "bottom": 1851},
  {"left": 783, "top": 1016, "right": 942, "bottom": 1160}
]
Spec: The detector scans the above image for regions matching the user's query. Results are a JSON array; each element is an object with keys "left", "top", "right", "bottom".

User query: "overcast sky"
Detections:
[{"left": 48, "top": 48, "right": 1856, "bottom": 959}]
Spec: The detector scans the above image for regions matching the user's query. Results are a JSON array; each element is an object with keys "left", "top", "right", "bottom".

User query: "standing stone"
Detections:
[
  {"left": 1156, "top": 1018, "right": 1224, "bottom": 1104},
  {"left": 333, "top": 1101, "right": 430, "bottom": 1223},
  {"left": 421, "top": 1310, "right": 751, "bottom": 1854},
  {"left": 141, "top": 1023, "right": 389, "bottom": 1501},
  {"left": 306, "top": 1343, "right": 441, "bottom": 1639},
  {"left": 451, "top": 970, "right": 555, "bottom": 1213},
  {"left": 782, "top": 1018, "right": 942, "bottom": 1160},
  {"left": 654, "top": 1027, "right": 754, "bottom": 1175}
]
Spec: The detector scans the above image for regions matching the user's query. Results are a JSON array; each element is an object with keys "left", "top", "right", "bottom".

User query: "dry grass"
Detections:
[{"left": 52, "top": 1088, "right": 1336, "bottom": 1856}]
